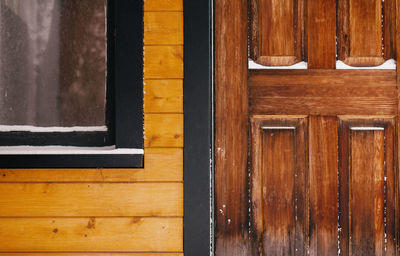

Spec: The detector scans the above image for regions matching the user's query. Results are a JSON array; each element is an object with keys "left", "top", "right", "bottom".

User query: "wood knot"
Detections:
[{"left": 87, "top": 218, "right": 96, "bottom": 229}]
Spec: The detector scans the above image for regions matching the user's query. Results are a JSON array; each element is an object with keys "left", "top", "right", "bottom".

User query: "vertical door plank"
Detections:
[
  {"left": 215, "top": 0, "right": 250, "bottom": 254},
  {"left": 306, "top": 0, "right": 336, "bottom": 69},
  {"left": 309, "top": 116, "right": 338, "bottom": 256},
  {"left": 384, "top": 122, "right": 396, "bottom": 254},
  {"left": 397, "top": 0, "right": 400, "bottom": 252},
  {"left": 338, "top": 118, "right": 396, "bottom": 256},
  {"left": 249, "top": 0, "right": 304, "bottom": 66},
  {"left": 337, "top": 0, "right": 394, "bottom": 66},
  {"left": 339, "top": 119, "right": 350, "bottom": 256},
  {"left": 251, "top": 116, "right": 307, "bottom": 256}
]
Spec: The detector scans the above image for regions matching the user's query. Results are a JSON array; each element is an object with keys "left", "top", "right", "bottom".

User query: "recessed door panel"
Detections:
[{"left": 251, "top": 116, "right": 307, "bottom": 256}]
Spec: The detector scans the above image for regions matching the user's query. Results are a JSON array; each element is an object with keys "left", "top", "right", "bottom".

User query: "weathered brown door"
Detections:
[{"left": 215, "top": 0, "right": 400, "bottom": 255}]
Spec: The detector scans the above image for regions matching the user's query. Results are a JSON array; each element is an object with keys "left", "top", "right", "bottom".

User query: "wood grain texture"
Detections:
[
  {"left": 397, "top": 1, "right": 400, "bottom": 253},
  {"left": 144, "top": 12, "right": 183, "bottom": 45},
  {"left": 144, "top": 46, "right": 183, "bottom": 79},
  {"left": 144, "top": 0, "right": 182, "bottom": 11},
  {"left": 306, "top": 0, "right": 336, "bottom": 68},
  {"left": 0, "top": 148, "right": 182, "bottom": 182},
  {"left": 144, "top": 114, "right": 183, "bottom": 147},
  {"left": 249, "top": 69, "right": 397, "bottom": 86},
  {"left": 309, "top": 116, "right": 338, "bottom": 256},
  {"left": 0, "top": 183, "right": 182, "bottom": 217},
  {"left": 338, "top": 118, "right": 396, "bottom": 256},
  {"left": 215, "top": 0, "right": 251, "bottom": 254},
  {"left": 144, "top": 80, "right": 183, "bottom": 113},
  {"left": 250, "top": 116, "right": 307, "bottom": 255},
  {"left": 249, "top": 0, "right": 304, "bottom": 66},
  {"left": 383, "top": 0, "right": 396, "bottom": 59},
  {"left": 337, "top": 0, "right": 394, "bottom": 66},
  {"left": 0, "top": 217, "right": 182, "bottom": 252},
  {"left": 352, "top": 131, "right": 384, "bottom": 256},
  {"left": 250, "top": 97, "right": 397, "bottom": 116},
  {"left": 249, "top": 70, "right": 397, "bottom": 115}
]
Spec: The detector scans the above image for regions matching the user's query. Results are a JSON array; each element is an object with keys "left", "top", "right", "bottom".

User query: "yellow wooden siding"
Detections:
[
  {"left": 0, "top": 0, "right": 184, "bottom": 254},
  {"left": 144, "top": 12, "right": 183, "bottom": 45},
  {"left": 0, "top": 183, "right": 183, "bottom": 217},
  {"left": 145, "top": 114, "right": 183, "bottom": 147},
  {"left": 144, "top": 46, "right": 183, "bottom": 79},
  {"left": 144, "top": 0, "right": 183, "bottom": 11},
  {"left": 144, "top": 80, "right": 183, "bottom": 113},
  {"left": 0, "top": 218, "right": 182, "bottom": 252}
]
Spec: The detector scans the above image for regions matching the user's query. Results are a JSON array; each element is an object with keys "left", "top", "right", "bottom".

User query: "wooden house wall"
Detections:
[{"left": 0, "top": 0, "right": 184, "bottom": 254}]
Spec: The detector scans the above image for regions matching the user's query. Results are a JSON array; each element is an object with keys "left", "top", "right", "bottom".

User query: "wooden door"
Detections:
[{"left": 215, "top": 0, "right": 400, "bottom": 255}]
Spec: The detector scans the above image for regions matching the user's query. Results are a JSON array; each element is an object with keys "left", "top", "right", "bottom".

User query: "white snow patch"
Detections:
[{"left": 0, "top": 125, "right": 107, "bottom": 132}]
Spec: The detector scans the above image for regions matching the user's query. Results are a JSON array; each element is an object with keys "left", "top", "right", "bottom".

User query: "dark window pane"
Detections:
[{"left": 0, "top": 0, "right": 107, "bottom": 127}]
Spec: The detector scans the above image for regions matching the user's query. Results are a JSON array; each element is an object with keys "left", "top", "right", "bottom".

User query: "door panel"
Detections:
[
  {"left": 249, "top": 0, "right": 304, "bottom": 66},
  {"left": 338, "top": 118, "right": 396, "bottom": 256},
  {"left": 337, "top": 0, "right": 389, "bottom": 66},
  {"left": 251, "top": 117, "right": 307, "bottom": 256}
]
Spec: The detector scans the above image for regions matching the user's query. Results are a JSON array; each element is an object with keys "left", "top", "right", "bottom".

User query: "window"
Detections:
[{"left": 0, "top": 0, "right": 144, "bottom": 168}]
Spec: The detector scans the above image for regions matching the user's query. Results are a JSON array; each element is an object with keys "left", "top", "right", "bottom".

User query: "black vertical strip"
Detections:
[
  {"left": 106, "top": 0, "right": 116, "bottom": 144},
  {"left": 114, "top": 0, "right": 144, "bottom": 149},
  {"left": 184, "top": 0, "right": 213, "bottom": 255}
]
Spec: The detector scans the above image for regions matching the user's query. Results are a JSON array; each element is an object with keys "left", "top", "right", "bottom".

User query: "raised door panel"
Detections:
[
  {"left": 249, "top": 0, "right": 304, "bottom": 66},
  {"left": 338, "top": 117, "right": 396, "bottom": 256},
  {"left": 250, "top": 116, "right": 307, "bottom": 256},
  {"left": 337, "top": 0, "right": 395, "bottom": 66}
]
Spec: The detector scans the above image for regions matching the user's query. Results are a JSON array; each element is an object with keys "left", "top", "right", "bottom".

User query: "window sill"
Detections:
[{"left": 0, "top": 146, "right": 143, "bottom": 168}]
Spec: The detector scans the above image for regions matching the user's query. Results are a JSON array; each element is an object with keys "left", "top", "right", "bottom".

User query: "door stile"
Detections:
[
  {"left": 214, "top": 0, "right": 252, "bottom": 255},
  {"left": 396, "top": 0, "right": 400, "bottom": 253}
]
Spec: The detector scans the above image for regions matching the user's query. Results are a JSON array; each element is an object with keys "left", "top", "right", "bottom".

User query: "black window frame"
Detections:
[{"left": 0, "top": 0, "right": 144, "bottom": 168}]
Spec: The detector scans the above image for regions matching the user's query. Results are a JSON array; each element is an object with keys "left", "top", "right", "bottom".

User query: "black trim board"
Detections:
[
  {"left": 114, "top": 0, "right": 144, "bottom": 149},
  {"left": 184, "top": 0, "right": 213, "bottom": 255},
  {"left": 0, "top": 154, "right": 143, "bottom": 169}
]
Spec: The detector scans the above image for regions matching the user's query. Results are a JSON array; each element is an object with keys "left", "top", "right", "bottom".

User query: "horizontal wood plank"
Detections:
[
  {"left": 0, "top": 183, "right": 182, "bottom": 217},
  {"left": 250, "top": 84, "right": 396, "bottom": 98},
  {"left": 144, "top": 80, "right": 183, "bottom": 113},
  {"left": 144, "top": 0, "right": 183, "bottom": 11},
  {"left": 144, "top": 12, "right": 183, "bottom": 45},
  {"left": 250, "top": 97, "right": 397, "bottom": 115},
  {"left": 145, "top": 114, "right": 183, "bottom": 147},
  {"left": 0, "top": 254, "right": 183, "bottom": 256},
  {"left": 0, "top": 148, "right": 182, "bottom": 182},
  {"left": 144, "top": 46, "right": 183, "bottom": 79},
  {"left": 0, "top": 217, "right": 182, "bottom": 252},
  {"left": 249, "top": 69, "right": 397, "bottom": 86},
  {"left": 249, "top": 69, "right": 397, "bottom": 115}
]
